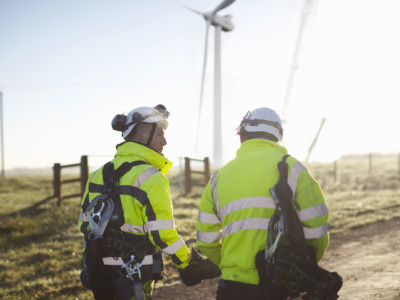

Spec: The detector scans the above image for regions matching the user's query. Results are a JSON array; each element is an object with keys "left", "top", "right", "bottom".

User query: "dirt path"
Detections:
[{"left": 152, "top": 218, "right": 400, "bottom": 299}]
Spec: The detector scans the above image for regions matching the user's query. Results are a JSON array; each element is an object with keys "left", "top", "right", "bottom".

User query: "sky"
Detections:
[{"left": 1, "top": 0, "right": 400, "bottom": 171}]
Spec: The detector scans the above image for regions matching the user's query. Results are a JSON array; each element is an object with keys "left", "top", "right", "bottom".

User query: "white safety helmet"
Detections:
[
  {"left": 111, "top": 104, "right": 170, "bottom": 139},
  {"left": 236, "top": 107, "right": 283, "bottom": 141}
]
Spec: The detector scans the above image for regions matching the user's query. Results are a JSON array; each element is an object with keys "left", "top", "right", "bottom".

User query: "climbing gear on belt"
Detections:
[
  {"left": 121, "top": 253, "right": 145, "bottom": 300},
  {"left": 255, "top": 155, "right": 342, "bottom": 300}
]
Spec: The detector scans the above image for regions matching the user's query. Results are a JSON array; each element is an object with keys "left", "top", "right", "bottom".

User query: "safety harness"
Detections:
[
  {"left": 256, "top": 155, "right": 342, "bottom": 300},
  {"left": 80, "top": 160, "right": 163, "bottom": 300}
]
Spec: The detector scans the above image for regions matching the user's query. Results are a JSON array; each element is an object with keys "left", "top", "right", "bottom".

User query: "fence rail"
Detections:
[{"left": 53, "top": 155, "right": 88, "bottom": 206}]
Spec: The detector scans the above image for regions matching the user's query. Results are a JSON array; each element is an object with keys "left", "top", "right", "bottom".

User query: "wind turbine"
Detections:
[{"left": 181, "top": 0, "right": 235, "bottom": 167}]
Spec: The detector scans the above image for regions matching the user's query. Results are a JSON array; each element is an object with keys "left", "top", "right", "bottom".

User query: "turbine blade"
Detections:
[
  {"left": 195, "top": 20, "right": 211, "bottom": 153},
  {"left": 176, "top": 1, "right": 203, "bottom": 15},
  {"left": 212, "top": 0, "right": 236, "bottom": 15}
]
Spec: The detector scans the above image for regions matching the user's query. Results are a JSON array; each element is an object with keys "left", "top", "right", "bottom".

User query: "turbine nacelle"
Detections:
[{"left": 203, "top": 13, "right": 234, "bottom": 32}]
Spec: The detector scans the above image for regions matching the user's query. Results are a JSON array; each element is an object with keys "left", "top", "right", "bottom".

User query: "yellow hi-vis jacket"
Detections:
[
  {"left": 78, "top": 142, "right": 190, "bottom": 268},
  {"left": 196, "top": 139, "right": 329, "bottom": 285}
]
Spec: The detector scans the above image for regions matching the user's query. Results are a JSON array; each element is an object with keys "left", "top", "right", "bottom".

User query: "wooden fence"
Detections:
[
  {"left": 53, "top": 155, "right": 89, "bottom": 206},
  {"left": 184, "top": 157, "right": 210, "bottom": 194}
]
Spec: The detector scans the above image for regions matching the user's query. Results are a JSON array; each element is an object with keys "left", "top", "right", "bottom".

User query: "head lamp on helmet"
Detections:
[
  {"left": 111, "top": 104, "right": 170, "bottom": 139},
  {"left": 236, "top": 107, "right": 283, "bottom": 142}
]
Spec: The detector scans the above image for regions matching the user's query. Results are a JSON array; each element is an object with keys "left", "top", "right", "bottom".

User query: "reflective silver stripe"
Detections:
[
  {"left": 142, "top": 254, "right": 153, "bottom": 265},
  {"left": 162, "top": 237, "right": 185, "bottom": 255},
  {"left": 79, "top": 212, "right": 88, "bottom": 222},
  {"left": 102, "top": 254, "right": 153, "bottom": 266},
  {"left": 210, "top": 172, "right": 221, "bottom": 215},
  {"left": 303, "top": 223, "right": 328, "bottom": 239},
  {"left": 288, "top": 161, "right": 306, "bottom": 196},
  {"left": 120, "top": 223, "right": 147, "bottom": 234},
  {"left": 102, "top": 257, "right": 123, "bottom": 265},
  {"left": 134, "top": 167, "right": 158, "bottom": 188},
  {"left": 197, "top": 230, "right": 221, "bottom": 243},
  {"left": 145, "top": 219, "right": 175, "bottom": 231},
  {"left": 198, "top": 211, "right": 221, "bottom": 224},
  {"left": 298, "top": 203, "right": 329, "bottom": 221},
  {"left": 220, "top": 197, "right": 275, "bottom": 220},
  {"left": 222, "top": 218, "right": 270, "bottom": 239}
]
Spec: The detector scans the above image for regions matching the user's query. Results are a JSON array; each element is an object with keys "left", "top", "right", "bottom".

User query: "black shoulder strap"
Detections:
[
  {"left": 82, "top": 160, "right": 149, "bottom": 212},
  {"left": 103, "top": 160, "right": 148, "bottom": 182},
  {"left": 274, "top": 155, "right": 307, "bottom": 254},
  {"left": 114, "top": 161, "right": 149, "bottom": 179},
  {"left": 107, "top": 160, "right": 149, "bottom": 227}
]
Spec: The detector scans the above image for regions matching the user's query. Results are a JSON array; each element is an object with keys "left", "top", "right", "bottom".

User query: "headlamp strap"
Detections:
[
  {"left": 146, "top": 123, "right": 157, "bottom": 147},
  {"left": 241, "top": 119, "right": 283, "bottom": 135}
]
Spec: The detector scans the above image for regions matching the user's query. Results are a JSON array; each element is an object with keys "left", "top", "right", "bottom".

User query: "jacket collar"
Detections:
[
  {"left": 236, "top": 138, "right": 288, "bottom": 156},
  {"left": 115, "top": 142, "right": 172, "bottom": 175}
]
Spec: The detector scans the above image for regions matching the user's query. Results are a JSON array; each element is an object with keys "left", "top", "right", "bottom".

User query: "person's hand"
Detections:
[{"left": 178, "top": 247, "right": 221, "bottom": 286}]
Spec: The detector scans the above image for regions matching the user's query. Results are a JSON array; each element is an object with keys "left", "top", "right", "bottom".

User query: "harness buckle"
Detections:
[{"left": 104, "top": 175, "right": 118, "bottom": 195}]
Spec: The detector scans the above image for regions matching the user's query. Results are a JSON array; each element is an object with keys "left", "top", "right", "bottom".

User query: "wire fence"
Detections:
[{"left": 307, "top": 153, "right": 400, "bottom": 192}]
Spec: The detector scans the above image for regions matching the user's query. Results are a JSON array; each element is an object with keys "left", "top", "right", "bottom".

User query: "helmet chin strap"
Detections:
[{"left": 146, "top": 123, "right": 157, "bottom": 148}]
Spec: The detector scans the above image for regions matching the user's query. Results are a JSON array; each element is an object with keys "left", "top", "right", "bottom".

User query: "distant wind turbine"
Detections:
[
  {"left": 180, "top": 0, "right": 235, "bottom": 167},
  {"left": 281, "top": 0, "right": 315, "bottom": 125},
  {"left": 305, "top": 117, "right": 326, "bottom": 162}
]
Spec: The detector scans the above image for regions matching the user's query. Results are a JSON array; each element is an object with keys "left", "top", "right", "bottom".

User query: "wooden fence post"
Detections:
[
  {"left": 80, "top": 155, "right": 89, "bottom": 197},
  {"left": 53, "top": 163, "right": 62, "bottom": 206},
  {"left": 184, "top": 157, "right": 191, "bottom": 194}
]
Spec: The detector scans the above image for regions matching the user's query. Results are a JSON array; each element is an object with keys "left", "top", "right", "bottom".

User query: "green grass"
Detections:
[{"left": 1, "top": 156, "right": 400, "bottom": 299}]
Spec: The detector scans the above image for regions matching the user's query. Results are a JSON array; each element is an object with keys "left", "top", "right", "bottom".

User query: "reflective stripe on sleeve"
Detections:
[
  {"left": 220, "top": 197, "right": 275, "bottom": 220},
  {"left": 198, "top": 211, "right": 221, "bottom": 224},
  {"left": 222, "top": 218, "right": 270, "bottom": 239},
  {"left": 78, "top": 212, "right": 88, "bottom": 222},
  {"left": 120, "top": 223, "right": 147, "bottom": 234},
  {"left": 161, "top": 237, "right": 185, "bottom": 255},
  {"left": 197, "top": 230, "right": 221, "bottom": 243},
  {"left": 145, "top": 219, "right": 175, "bottom": 231},
  {"left": 210, "top": 172, "right": 221, "bottom": 215},
  {"left": 288, "top": 161, "right": 306, "bottom": 195},
  {"left": 303, "top": 223, "right": 328, "bottom": 239},
  {"left": 134, "top": 167, "right": 158, "bottom": 188},
  {"left": 298, "top": 203, "right": 329, "bottom": 221}
]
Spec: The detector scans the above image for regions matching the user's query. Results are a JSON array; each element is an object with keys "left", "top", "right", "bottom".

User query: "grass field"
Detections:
[{"left": 1, "top": 156, "right": 400, "bottom": 299}]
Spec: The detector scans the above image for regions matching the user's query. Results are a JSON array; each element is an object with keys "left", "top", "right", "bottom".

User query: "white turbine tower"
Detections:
[{"left": 181, "top": 0, "right": 235, "bottom": 167}]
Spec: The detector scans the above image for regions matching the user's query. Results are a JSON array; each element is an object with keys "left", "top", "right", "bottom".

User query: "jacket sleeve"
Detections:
[
  {"left": 196, "top": 177, "right": 222, "bottom": 266},
  {"left": 294, "top": 166, "right": 329, "bottom": 261},
  {"left": 142, "top": 172, "right": 190, "bottom": 269}
]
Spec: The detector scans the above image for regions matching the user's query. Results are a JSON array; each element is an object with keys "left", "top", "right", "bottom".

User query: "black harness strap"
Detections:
[
  {"left": 275, "top": 155, "right": 307, "bottom": 254},
  {"left": 88, "top": 161, "right": 149, "bottom": 198},
  {"left": 88, "top": 184, "right": 149, "bottom": 206}
]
